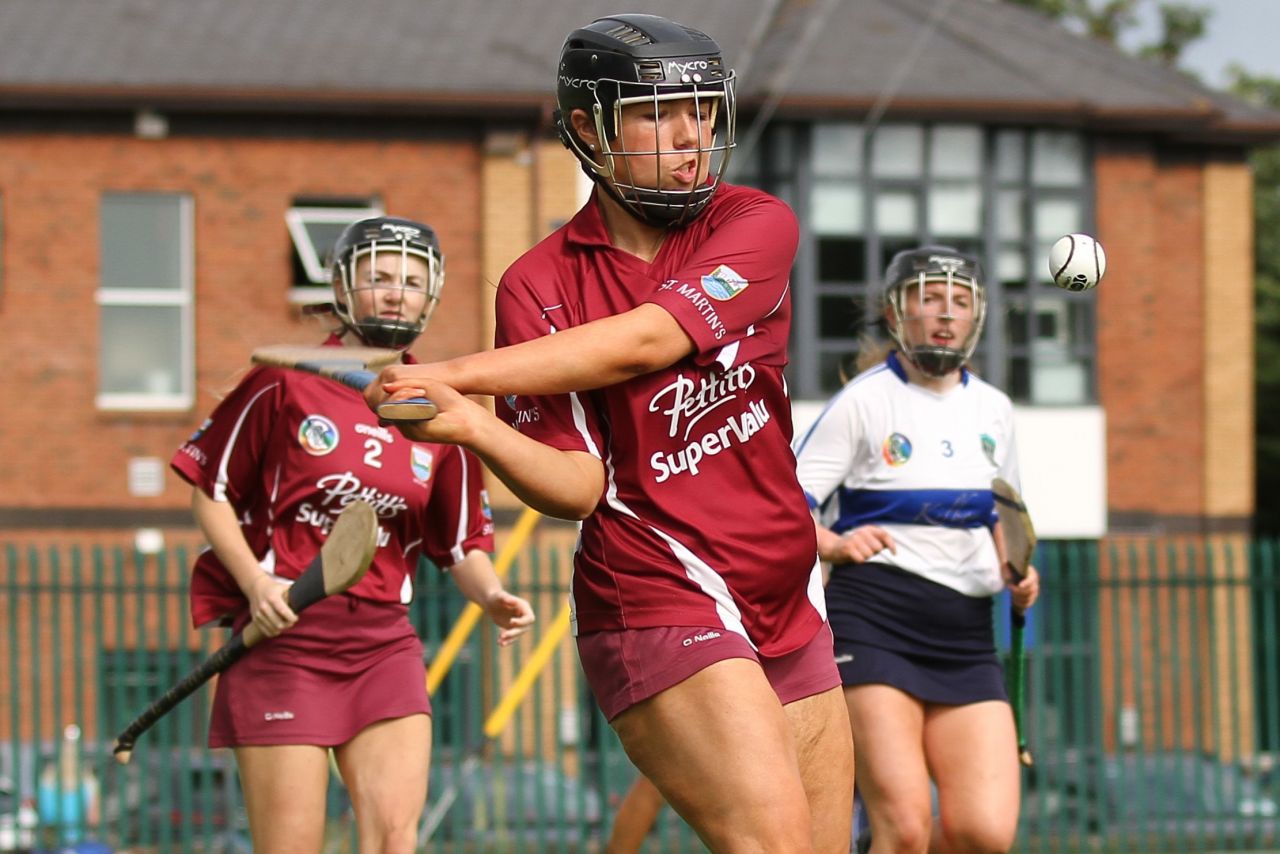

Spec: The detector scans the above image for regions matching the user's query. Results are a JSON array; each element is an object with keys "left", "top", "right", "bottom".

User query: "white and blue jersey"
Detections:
[{"left": 794, "top": 352, "right": 1019, "bottom": 598}]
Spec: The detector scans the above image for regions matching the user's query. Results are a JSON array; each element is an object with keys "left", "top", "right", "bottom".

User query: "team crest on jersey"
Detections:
[
  {"left": 882, "top": 432, "right": 913, "bottom": 467},
  {"left": 981, "top": 434, "right": 997, "bottom": 466},
  {"left": 298, "top": 415, "right": 339, "bottom": 456},
  {"left": 700, "top": 264, "right": 749, "bottom": 301},
  {"left": 410, "top": 446, "right": 433, "bottom": 484},
  {"left": 188, "top": 417, "right": 213, "bottom": 442}
]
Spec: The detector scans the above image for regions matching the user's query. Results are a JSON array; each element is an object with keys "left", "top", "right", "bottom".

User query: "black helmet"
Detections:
[
  {"left": 882, "top": 245, "right": 986, "bottom": 377},
  {"left": 555, "top": 14, "right": 736, "bottom": 226},
  {"left": 329, "top": 217, "right": 444, "bottom": 350}
]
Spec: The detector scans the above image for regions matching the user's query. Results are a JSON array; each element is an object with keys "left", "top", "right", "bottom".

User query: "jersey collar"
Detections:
[{"left": 564, "top": 195, "right": 614, "bottom": 248}]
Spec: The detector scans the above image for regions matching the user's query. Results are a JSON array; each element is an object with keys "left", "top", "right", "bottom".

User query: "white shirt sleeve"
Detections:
[
  {"left": 794, "top": 392, "right": 862, "bottom": 511},
  {"left": 996, "top": 397, "right": 1021, "bottom": 492}
]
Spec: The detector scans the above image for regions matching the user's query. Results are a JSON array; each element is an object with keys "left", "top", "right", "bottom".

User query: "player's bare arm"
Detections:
[
  {"left": 814, "top": 517, "right": 896, "bottom": 565},
  {"left": 367, "top": 302, "right": 694, "bottom": 406},
  {"left": 382, "top": 380, "right": 605, "bottom": 519},
  {"left": 447, "top": 549, "right": 536, "bottom": 646},
  {"left": 190, "top": 488, "right": 297, "bottom": 636}
]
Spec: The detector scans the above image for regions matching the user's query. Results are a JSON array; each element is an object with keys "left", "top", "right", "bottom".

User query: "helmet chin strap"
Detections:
[{"left": 906, "top": 346, "right": 966, "bottom": 377}]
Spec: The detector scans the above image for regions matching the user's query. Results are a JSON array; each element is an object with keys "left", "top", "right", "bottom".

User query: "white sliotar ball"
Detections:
[{"left": 1048, "top": 233, "right": 1106, "bottom": 292}]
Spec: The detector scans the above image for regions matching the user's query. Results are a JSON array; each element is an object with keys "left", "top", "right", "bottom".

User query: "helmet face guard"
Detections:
[
  {"left": 330, "top": 218, "right": 444, "bottom": 351},
  {"left": 555, "top": 14, "right": 736, "bottom": 227},
  {"left": 883, "top": 246, "right": 986, "bottom": 377}
]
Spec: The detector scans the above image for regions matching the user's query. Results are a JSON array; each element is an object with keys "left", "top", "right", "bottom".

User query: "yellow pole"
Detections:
[
  {"left": 426, "top": 506, "right": 541, "bottom": 695},
  {"left": 483, "top": 601, "right": 572, "bottom": 738}
]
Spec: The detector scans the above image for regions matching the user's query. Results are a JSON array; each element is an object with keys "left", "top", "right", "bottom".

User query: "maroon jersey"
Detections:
[
  {"left": 172, "top": 340, "right": 494, "bottom": 627},
  {"left": 496, "top": 184, "right": 824, "bottom": 656}
]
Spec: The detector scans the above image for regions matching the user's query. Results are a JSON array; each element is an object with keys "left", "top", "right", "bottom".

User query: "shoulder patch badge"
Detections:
[
  {"left": 701, "top": 264, "right": 749, "bottom": 301},
  {"left": 410, "top": 446, "right": 434, "bottom": 483}
]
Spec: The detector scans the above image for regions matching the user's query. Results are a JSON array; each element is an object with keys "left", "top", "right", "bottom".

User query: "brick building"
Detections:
[{"left": 0, "top": 0, "right": 1276, "bottom": 546}]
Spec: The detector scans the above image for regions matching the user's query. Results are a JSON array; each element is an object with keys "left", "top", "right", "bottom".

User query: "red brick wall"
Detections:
[
  {"left": 0, "top": 132, "right": 484, "bottom": 520},
  {"left": 1095, "top": 138, "right": 1208, "bottom": 520}
]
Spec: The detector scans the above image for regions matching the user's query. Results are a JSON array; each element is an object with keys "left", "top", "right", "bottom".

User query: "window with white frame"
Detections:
[
  {"left": 97, "top": 193, "right": 193, "bottom": 410},
  {"left": 286, "top": 198, "right": 382, "bottom": 305},
  {"left": 734, "top": 122, "right": 1096, "bottom": 402}
]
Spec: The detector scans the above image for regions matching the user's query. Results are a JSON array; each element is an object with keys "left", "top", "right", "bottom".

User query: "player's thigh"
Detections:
[
  {"left": 845, "top": 685, "right": 933, "bottom": 843},
  {"left": 334, "top": 713, "right": 432, "bottom": 829},
  {"left": 235, "top": 744, "right": 330, "bottom": 854},
  {"left": 783, "top": 685, "right": 855, "bottom": 854},
  {"left": 612, "top": 657, "right": 812, "bottom": 848},
  {"left": 924, "top": 700, "right": 1020, "bottom": 851}
]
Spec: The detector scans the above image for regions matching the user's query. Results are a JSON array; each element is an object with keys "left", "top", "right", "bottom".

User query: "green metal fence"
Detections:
[{"left": 2, "top": 537, "right": 1278, "bottom": 853}]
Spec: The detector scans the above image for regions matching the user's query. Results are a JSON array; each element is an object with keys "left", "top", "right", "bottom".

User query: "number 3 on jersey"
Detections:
[{"left": 940, "top": 439, "right": 954, "bottom": 458}]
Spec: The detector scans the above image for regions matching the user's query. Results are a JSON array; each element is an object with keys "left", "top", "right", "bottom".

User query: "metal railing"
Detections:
[{"left": 1, "top": 536, "right": 1278, "bottom": 852}]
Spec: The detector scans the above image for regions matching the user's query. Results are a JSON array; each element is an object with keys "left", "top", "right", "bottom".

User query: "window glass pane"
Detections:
[
  {"left": 871, "top": 125, "right": 923, "bottom": 178},
  {"left": 812, "top": 183, "right": 863, "bottom": 234},
  {"left": 101, "top": 194, "right": 183, "bottom": 289},
  {"left": 1032, "top": 131, "right": 1084, "bottom": 186},
  {"left": 100, "top": 305, "right": 183, "bottom": 395},
  {"left": 812, "top": 123, "right": 862, "bottom": 177},
  {"left": 774, "top": 180, "right": 796, "bottom": 209},
  {"left": 997, "top": 247, "right": 1026, "bottom": 288},
  {"left": 819, "top": 349, "right": 860, "bottom": 393},
  {"left": 818, "top": 292, "right": 866, "bottom": 338},
  {"left": 928, "top": 184, "right": 980, "bottom": 236},
  {"left": 1029, "top": 296, "right": 1087, "bottom": 403},
  {"left": 1009, "top": 356, "right": 1031, "bottom": 400},
  {"left": 768, "top": 127, "right": 797, "bottom": 176},
  {"left": 875, "top": 192, "right": 918, "bottom": 235},
  {"left": 733, "top": 139, "right": 761, "bottom": 182},
  {"left": 995, "top": 131, "right": 1024, "bottom": 182},
  {"left": 931, "top": 126, "right": 982, "bottom": 178},
  {"left": 932, "top": 236, "right": 983, "bottom": 259},
  {"left": 817, "top": 236, "right": 866, "bottom": 283},
  {"left": 1034, "top": 198, "right": 1081, "bottom": 241},
  {"left": 1007, "top": 301, "right": 1029, "bottom": 346},
  {"left": 995, "top": 189, "right": 1023, "bottom": 240}
]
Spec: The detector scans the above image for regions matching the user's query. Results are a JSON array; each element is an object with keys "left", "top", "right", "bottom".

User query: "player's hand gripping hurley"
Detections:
[
  {"left": 112, "top": 500, "right": 380, "bottom": 763},
  {"left": 992, "top": 477, "right": 1035, "bottom": 767},
  {"left": 250, "top": 345, "right": 438, "bottom": 422}
]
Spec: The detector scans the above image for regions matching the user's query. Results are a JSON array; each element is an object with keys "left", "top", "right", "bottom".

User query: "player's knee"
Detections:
[
  {"left": 357, "top": 805, "right": 420, "bottom": 854},
  {"left": 941, "top": 818, "right": 1016, "bottom": 854},
  {"left": 876, "top": 806, "right": 932, "bottom": 854}
]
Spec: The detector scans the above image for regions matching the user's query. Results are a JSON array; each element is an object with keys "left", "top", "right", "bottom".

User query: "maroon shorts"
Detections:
[
  {"left": 208, "top": 594, "right": 430, "bottom": 748},
  {"left": 577, "top": 622, "right": 840, "bottom": 721}
]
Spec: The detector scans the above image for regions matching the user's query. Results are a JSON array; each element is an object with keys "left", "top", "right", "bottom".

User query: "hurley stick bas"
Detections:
[
  {"left": 250, "top": 344, "right": 439, "bottom": 422},
  {"left": 112, "top": 499, "right": 380, "bottom": 764},
  {"left": 992, "top": 477, "right": 1036, "bottom": 768}
]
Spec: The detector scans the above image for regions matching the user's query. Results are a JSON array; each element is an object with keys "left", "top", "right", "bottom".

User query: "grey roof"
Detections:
[{"left": 0, "top": 0, "right": 1275, "bottom": 142}]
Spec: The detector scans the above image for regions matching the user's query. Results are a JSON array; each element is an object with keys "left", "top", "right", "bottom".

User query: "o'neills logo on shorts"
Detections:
[
  {"left": 682, "top": 631, "right": 722, "bottom": 647},
  {"left": 263, "top": 711, "right": 295, "bottom": 721}
]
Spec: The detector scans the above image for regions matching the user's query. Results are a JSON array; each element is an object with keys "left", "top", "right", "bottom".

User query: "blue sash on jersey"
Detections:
[{"left": 834, "top": 488, "right": 994, "bottom": 531}]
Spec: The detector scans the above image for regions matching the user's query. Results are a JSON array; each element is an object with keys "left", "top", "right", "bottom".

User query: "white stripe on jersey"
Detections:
[
  {"left": 212, "top": 382, "right": 279, "bottom": 502},
  {"left": 452, "top": 451, "right": 471, "bottom": 559},
  {"left": 593, "top": 446, "right": 754, "bottom": 648}
]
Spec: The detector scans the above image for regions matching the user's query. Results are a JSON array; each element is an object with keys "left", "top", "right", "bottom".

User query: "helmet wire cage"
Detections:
[
  {"left": 885, "top": 261, "right": 987, "bottom": 378},
  {"left": 577, "top": 75, "right": 736, "bottom": 226},
  {"left": 333, "top": 227, "right": 444, "bottom": 351},
  {"left": 554, "top": 14, "right": 737, "bottom": 227}
]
